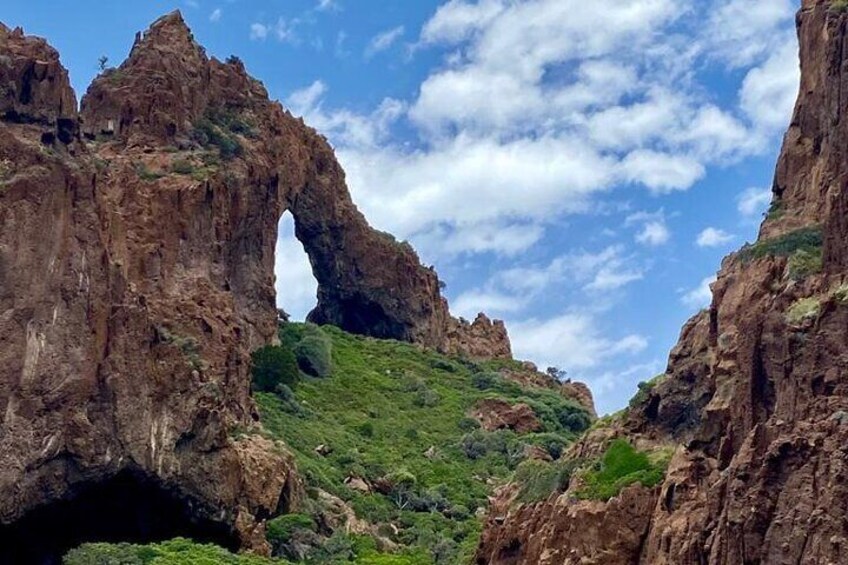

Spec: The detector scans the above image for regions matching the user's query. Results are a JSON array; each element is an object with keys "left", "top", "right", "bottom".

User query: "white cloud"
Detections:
[
  {"left": 681, "top": 276, "right": 716, "bottom": 309},
  {"left": 420, "top": 0, "right": 507, "bottom": 45},
  {"left": 696, "top": 227, "right": 734, "bottom": 247},
  {"left": 366, "top": 26, "right": 405, "bottom": 58},
  {"left": 250, "top": 23, "right": 268, "bottom": 41},
  {"left": 705, "top": 0, "right": 795, "bottom": 68},
  {"left": 210, "top": 8, "right": 222, "bottom": 22},
  {"left": 738, "top": 187, "right": 773, "bottom": 217},
  {"left": 275, "top": 214, "right": 318, "bottom": 321},
  {"left": 317, "top": 0, "right": 340, "bottom": 12},
  {"left": 509, "top": 314, "right": 647, "bottom": 371},
  {"left": 250, "top": 18, "right": 300, "bottom": 43},
  {"left": 635, "top": 221, "right": 671, "bottom": 246},
  {"left": 740, "top": 40, "right": 800, "bottom": 132}
]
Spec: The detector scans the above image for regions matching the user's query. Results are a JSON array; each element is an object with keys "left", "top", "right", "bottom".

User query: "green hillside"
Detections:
[{"left": 65, "top": 323, "right": 592, "bottom": 564}]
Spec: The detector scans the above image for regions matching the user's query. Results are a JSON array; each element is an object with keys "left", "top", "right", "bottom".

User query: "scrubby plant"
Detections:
[
  {"left": 170, "top": 158, "right": 196, "bottom": 175},
  {"left": 134, "top": 162, "right": 164, "bottom": 181},
  {"left": 471, "top": 371, "right": 497, "bottom": 390},
  {"left": 832, "top": 0, "right": 848, "bottom": 13},
  {"left": 576, "top": 439, "right": 668, "bottom": 501},
  {"left": 785, "top": 296, "right": 821, "bottom": 326},
  {"left": 294, "top": 332, "right": 333, "bottom": 377},
  {"left": 786, "top": 248, "right": 823, "bottom": 280},
  {"left": 266, "top": 513, "right": 316, "bottom": 547},
  {"left": 413, "top": 388, "right": 440, "bottom": 408},
  {"left": 64, "top": 538, "right": 279, "bottom": 565},
  {"left": 513, "top": 458, "right": 579, "bottom": 503},
  {"left": 251, "top": 344, "right": 300, "bottom": 392},
  {"left": 191, "top": 107, "right": 253, "bottom": 160},
  {"left": 739, "top": 226, "right": 822, "bottom": 262},
  {"left": 833, "top": 283, "right": 848, "bottom": 303}
]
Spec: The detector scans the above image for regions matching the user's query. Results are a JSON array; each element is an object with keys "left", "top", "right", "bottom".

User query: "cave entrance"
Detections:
[
  {"left": 0, "top": 470, "right": 239, "bottom": 565},
  {"left": 275, "top": 211, "right": 318, "bottom": 321}
]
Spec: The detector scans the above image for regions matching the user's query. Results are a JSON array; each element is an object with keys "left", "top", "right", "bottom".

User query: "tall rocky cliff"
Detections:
[
  {"left": 0, "top": 12, "right": 510, "bottom": 562},
  {"left": 475, "top": 1, "right": 848, "bottom": 563}
]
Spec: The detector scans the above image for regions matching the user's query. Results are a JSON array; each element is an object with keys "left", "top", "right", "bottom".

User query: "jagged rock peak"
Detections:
[{"left": 0, "top": 21, "right": 77, "bottom": 127}]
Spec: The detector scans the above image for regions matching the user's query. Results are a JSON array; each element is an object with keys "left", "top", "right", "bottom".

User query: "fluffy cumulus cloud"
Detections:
[
  {"left": 696, "top": 227, "right": 734, "bottom": 247},
  {"left": 275, "top": 0, "right": 800, "bottom": 411}
]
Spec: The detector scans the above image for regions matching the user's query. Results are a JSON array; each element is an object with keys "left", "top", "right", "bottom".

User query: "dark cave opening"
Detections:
[{"left": 0, "top": 470, "right": 239, "bottom": 565}]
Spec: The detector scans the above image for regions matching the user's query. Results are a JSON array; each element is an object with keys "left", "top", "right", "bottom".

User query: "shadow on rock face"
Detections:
[{"left": 0, "top": 469, "right": 239, "bottom": 565}]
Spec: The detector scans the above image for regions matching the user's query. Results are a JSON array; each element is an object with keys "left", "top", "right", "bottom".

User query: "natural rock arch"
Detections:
[{"left": 0, "top": 11, "right": 509, "bottom": 557}]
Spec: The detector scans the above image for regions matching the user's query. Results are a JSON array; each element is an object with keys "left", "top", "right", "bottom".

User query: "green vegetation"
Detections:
[
  {"left": 833, "top": 283, "right": 848, "bottom": 304},
  {"left": 786, "top": 296, "right": 821, "bottom": 326},
  {"left": 156, "top": 327, "right": 204, "bottom": 371},
  {"left": 786, "top": 248, "right": 823, "bottom": 280},
  {"left": 512, "top": 458, "right": 580, "bottom": 504},
  {"left": 832, "top": 0, "right": 848, "bottom": 13},
  {"left": 628, "top": 374, "right": 666, "bottom": 408},
  {"left": 191, "top": 107, "right": 254, "bottom": 160},
  {"left": 0, "top": 158, "right": 11, "bottom": 181},
  {"left": 739, "top": 226, "right": 822, "bottom": 263},
  {"left": 63, "top": 323, "right": 593, "bottom": 564},
  {"left": 134, "top": 162, "right": 165, "bottom": 182},
  {"left": 765, "top": 199, "right": 784, "bottom": 221},
  {"left": 170, "top": 158, "right": 196, "bottom": 175},
  {"left": 576, "top": 440, "right": 669, "bottom": 501},
  {"left": 64, "top": 538, "right": 285, "bottom": 565},
  {"left": 255, "top": 323, "right": 593, "bottom": 563},
  {"left": 251, "top": 344, "right": 301, "bottom": 392}
]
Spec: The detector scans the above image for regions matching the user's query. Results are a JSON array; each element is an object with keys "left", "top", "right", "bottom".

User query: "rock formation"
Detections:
[
  {"left": 0, "top": 11, "right": 513, "bottom": 562},
  {"left": 476, "top": 1, "right": 848, "bottom": 563}
]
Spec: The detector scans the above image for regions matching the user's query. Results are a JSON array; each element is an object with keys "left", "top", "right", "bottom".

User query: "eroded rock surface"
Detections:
[
  {"left": 0, "top": 11, "right": 519, "bottom": 560},
  {"left": 476, "top": 1, "right": 848, "bottom": 563}
]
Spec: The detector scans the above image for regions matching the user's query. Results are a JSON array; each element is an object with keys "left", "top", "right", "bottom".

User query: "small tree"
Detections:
[
  {"left": 97, "top": 55, "right": 109, "bottom": 72},
  {"left": 546, "top": 366, "right": 568, "bottom": 382},
  {"left": 251, "top": 345, "right": 300, "bottom": 392},
  {"left": 385, "top": 469, "right": 417, "bottom": 509}
]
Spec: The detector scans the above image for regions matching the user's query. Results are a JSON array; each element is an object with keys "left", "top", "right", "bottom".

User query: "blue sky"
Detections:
[{"left": 3, "top": 0, "right": 801, "bottom": 414}]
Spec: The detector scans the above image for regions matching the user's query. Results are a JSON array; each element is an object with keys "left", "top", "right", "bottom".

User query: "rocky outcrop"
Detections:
[
  {"left": 444, "top": 313, "right": 512, "bottom": 360},
  {"left": 476, "top": 2, "right": 848, "bottom": 563},
  {"left": 0, "top": 11, "right": 516, "bottom": 561},
  {"left": 470, "top": 399, "right": 542, "bottom": 434}
]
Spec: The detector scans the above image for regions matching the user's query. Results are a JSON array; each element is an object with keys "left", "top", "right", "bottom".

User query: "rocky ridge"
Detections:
[
  {"left": 0, "top": 12, "right": 517, "bottom": 561},
  {"left": 475, "top": 1, "right": 848, "bottom": 563}
]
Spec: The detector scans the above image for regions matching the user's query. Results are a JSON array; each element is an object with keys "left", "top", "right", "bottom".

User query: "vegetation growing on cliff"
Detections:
[
  {"left": 739, "top": 226, "right": 822, "bottom": 262},
  {"left": 575, "top": 440, "right": 669, "bottom": 501}
]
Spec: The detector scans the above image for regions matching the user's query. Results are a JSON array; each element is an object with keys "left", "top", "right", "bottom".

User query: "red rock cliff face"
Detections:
[
  {"left": 476, "top": 2, "right": 848, "bottom": 564},
  {"left": 0, "top": 11, "right": 509, "bottom": 562}
]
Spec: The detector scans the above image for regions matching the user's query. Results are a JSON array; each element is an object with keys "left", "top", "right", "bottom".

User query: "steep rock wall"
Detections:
[{"left": 476, "top": 2, "right": 848, "bottom": 563}]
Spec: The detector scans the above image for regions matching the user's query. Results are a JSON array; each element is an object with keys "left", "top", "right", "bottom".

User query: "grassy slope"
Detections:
[
  {"left": 64, "top": 323, "right": 591, "bottom": 564},
  {"left": 258, "top": 324, "right": 587, "bottom": 563}
]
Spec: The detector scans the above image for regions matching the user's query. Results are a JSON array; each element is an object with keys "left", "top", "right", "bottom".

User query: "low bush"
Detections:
[
  {"left": 786, "top": 248, "right": 823, "bottom": 280},
  {"left": 294, "top": 332, "right": 333, "bottom": 378},
  {"left": 513, "top": 458, "right": 579, "bottom": 503},
  {"left": 170, "top": 159, "right": 195, "bottom": 175},
  {"left": 739, "top": 226, "right": 822, "bottom": 262},
  {"left": 251, "top": 344, "right": 300, "bottom": 392},
  {"left": 786, "top": 296, "right": 821, "bottom": 326},
  {"left": 64, "top": 538, "right": 278, "bottom": 565},
  {"left": 471, "top": 372, "right": 498, "bottom": 390},
  {"left": 576, "top": 439, "right": 667, "bottom": 501},
  {"left": 266, "top": 513, "right": 315, "bottom": 546}
]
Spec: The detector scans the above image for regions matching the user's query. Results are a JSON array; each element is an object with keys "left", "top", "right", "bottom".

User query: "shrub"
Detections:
[
  {"left": 294, "top": 333, "right": 333, "bottom": 377},
  {"left": 471, "top": 372, "right": 497, "bottom": 390},
  {"left": 786, "top": 296, "right": 821, "bottom": 326},
  {"left": 251, "top": 344, "right": 300, "bottom": 392},
  {"left": 429, "top": 358, "right": 457, "bottom": 372},
  {"left": 786, "top": 248, "right": 823, "bottom": 280},
  {"left": 413, "top": 388, "right": 440, "bottom": 408},
  {"left": 576, "top": 439, "right": 667, "bottom": 501},
  {"left": 458, "top": 417, "right": 481, "bottom": 432},
  {"left": 266, "top": 513, "right": 315, "bottom": 546},
  {"left": 170, "top": 159, "right": 195, "bottom": 175},
  {"left": 554, "top": 403, "right": 591, "bottom": 433},
  {"left": 629, "top": 374, "right": 666, "bottom": 408},
  {"left": 739, "top": 226, "right": 822, "bottom": 262},
  {"left": 460, "top": 432, "right": 488, "bottom": 460},
  {"left": 513, "top": 458, "right": 578, "bottom": 503},
  {"left": 191, "top": 110, "right": 247, "bottom": 160},
  {"left": 832, "top": 0, "right": 848, "bottom": 13},
  {"left": 134, "top": 162, "right": 163, "bottom": 181}
]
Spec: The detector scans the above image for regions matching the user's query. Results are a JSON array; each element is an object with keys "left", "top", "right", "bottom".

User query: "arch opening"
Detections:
[
  {"left": 274, "top": 211, "right": 318, "bottom": 322},
  {"left": 0, "top": 470, "right": 239, "bottom": 565}
]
